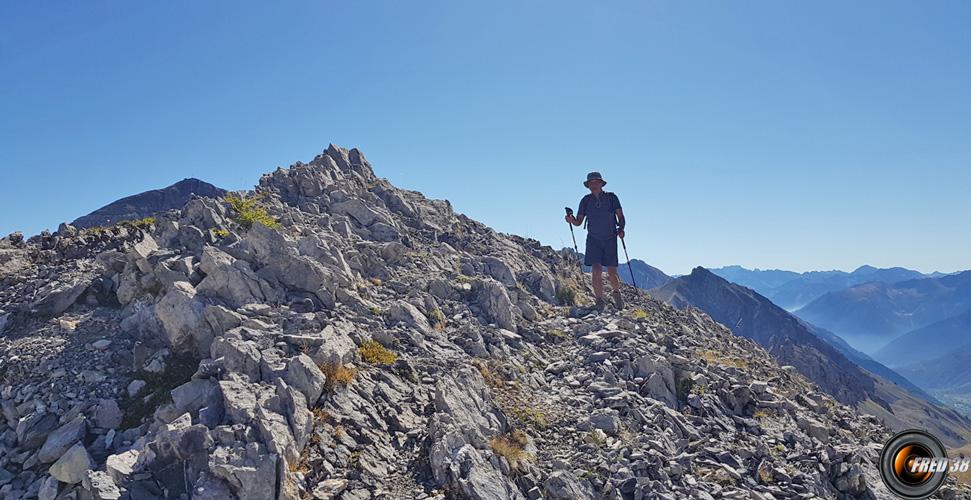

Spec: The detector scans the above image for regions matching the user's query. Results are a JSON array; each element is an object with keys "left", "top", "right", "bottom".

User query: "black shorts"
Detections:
[{"left": 584, "top": 235, "right": 618, "bottom": 267}]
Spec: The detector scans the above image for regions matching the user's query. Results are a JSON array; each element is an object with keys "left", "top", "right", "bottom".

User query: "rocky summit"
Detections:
[{"left": 0, "top": 145, "right": 966, "bottom": 500}]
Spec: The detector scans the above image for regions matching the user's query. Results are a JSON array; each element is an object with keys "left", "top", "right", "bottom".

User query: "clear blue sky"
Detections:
[{"left": 2, "top": 1, "right": 969, "bottom": 275}]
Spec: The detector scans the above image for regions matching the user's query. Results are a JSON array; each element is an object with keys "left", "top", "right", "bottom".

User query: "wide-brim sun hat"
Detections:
[{"left": 583, "top": 171, "right": 606, "bottom": 187}]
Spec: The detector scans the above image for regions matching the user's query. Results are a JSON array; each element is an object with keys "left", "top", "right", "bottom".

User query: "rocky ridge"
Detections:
[{"left": 1, "top": 144, "right": 966, "bottom": 499}]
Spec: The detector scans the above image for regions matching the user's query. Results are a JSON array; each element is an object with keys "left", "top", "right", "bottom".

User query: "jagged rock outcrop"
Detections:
[{"left": 3, "top": 145, "right": 967, "bottom": 499}]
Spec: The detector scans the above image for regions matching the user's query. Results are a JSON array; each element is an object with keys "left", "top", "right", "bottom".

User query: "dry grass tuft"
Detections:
[
  {"left": 321, "top": 362, "right": 358, "bottom": 391},
  {"left": 489, "top": 430, "right": 529, "bottom": 467},
  {"left": 311, "top": 408, "right": 331, "bottom": 422},
  {"left": 288, "top": 457, "right": 310, "bottom": 474},
  {"left": 471, "top": 359, "right": 503, "bottom": 387},
  {"left": 429, "top": 308, "right": 446, "bottom": 331},
  {"left": 699, "top": 349, "right": 749, "bottom": 369}
]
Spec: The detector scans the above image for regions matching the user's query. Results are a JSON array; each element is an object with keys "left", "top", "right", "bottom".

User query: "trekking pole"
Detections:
[
  {"left": 564, "top": 207, "right": 582, "bottom": 273},
  {"left": 620, "top": 236, "right": 637, "bottom": 288}
]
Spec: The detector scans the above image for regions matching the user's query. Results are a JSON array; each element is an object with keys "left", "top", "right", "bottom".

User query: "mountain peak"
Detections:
[
  {"left": 70, "top": 177, "right": 226, "bottom": 229},
  {"left": 173, "top": 177, "right": 212, "bottom": 187},
  {"left": 852, "top": 264, "right": 878, "bottom": 274},
  {"left": 688, "top": 266, "right": 715, "bottom": 279}
]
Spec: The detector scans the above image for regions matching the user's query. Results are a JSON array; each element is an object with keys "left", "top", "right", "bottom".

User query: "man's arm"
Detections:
[
  {"left": 613, "top": 192, "right": 625, "bottom": 237},
  {"left": 565, "top": 197, "right": 586, "bottom": 226}
]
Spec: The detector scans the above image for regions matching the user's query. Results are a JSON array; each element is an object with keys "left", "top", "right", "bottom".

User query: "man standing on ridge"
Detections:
[{"left": 565, "top": 171, "right": 626, "bottom": 312}]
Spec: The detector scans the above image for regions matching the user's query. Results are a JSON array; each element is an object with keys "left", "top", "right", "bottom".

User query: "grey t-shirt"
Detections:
[{"left": 577, "top": 192, "right": 621, "bottom": 239}]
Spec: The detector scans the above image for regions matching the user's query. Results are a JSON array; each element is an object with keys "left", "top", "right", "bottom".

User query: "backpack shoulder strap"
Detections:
[{"left": 606, "top": 191, "right": 619, "bottom": 210}]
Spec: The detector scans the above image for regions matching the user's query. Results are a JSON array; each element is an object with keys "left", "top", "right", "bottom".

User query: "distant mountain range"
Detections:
[
  {"left": 880, "top": 310, "right": 971, "bottom": 417},
  {"left": 709, "top": 266, "right": 801, "bottom": 293},
  {"left": 710, "top": 264, "right": 932, "bottom": 311},
  {"left": 874, "top": 309, "right": 971, "bottom": 368},
  {"left": 650, "top": 267, "right": 971, "bottom": 446},
  {"left": 895, "top": 343, "right": 971, "bottom": 418},
  {"left": 802, "top": 322, "right": 938, "bottom": 404},
  {"left": 71, "top": 178, "right": 226, "bottom": 229},
  {"left": 794, "top": 271, "right": 971, "bottom": 354}
]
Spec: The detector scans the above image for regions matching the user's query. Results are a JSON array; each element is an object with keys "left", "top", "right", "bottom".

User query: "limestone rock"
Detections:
[
  {"left": 49, "top": 443, "right": 94, "bottom": 484},
  {"left": 544, "top": 470, "right": 594, "bottom": 500},
  {"left": 209, "top": 444, "right": 278, "bottom": 500},
  {"left": 38, "top": 415, "right": 88, "bottom": 463},
  {"left": 388, "top": 300, "right": 433, "bottom": 335},
  {"left": 284, "top": 354, "right": 326, "bottom": 406},
  {"left": 197, "top": 246, "right": 281, "bottom": 308},
  {"left": 211, "top": 331, "right": 263, "bottom": 382},
  {"left": 94, "top": 399, "right": 123, "bottom": 429},
  {"left": 155, "top": 280, "right": 212, "bottom": 352},
  {"left": 105, "top": 449, "right": 139, "bottom": 484},
  {"left": 475, "top": 278, "right": 518, "bottom": 331},
  {"left": 82, "top": 470, "right": 122, "bottom": 500}
]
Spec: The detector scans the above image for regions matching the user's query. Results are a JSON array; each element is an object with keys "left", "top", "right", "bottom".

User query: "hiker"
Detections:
[{"left": 565, "top": 171, "right": 626, "bottom": 311}]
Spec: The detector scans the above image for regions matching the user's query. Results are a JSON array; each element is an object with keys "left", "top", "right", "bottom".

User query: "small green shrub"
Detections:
[
  {"left": 358, "top": 340, "right": 397, "bottom": 365},
  {"left": 225, "top": 193, "right": 280, "bottom": 229},
  {"left": 212, "top": 228, "right": 230, "bottom": 238},
  {"left": 83, "top": 226, "right": 112, "bottom": 236},
  {"left": 116, "top": 216, "right": 156, "bottom": 230},
  {"left": 510, "top": 405, "right": 548, "bottom": 429},
  {"left": 555, "top": 283, "right": 577, "bottom": 306}
]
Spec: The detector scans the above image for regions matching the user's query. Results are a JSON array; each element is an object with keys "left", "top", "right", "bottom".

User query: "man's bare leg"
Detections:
[
  {"left": 607, "top": 266, "right": 624, "bottom": 309},
  {"left": 607, "top": 266, "right": 621, "bottom": 292},
  {"left": 592, "top": 264, "right": 605, "bottom": 309}
]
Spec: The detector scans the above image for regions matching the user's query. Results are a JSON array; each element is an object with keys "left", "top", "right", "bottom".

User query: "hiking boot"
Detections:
[
  {"left": 613, "top": 292, "right": 624, "bottom": 310},
  {"left": 594, "top": 297, "right": 606, "bottom": 313}
]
